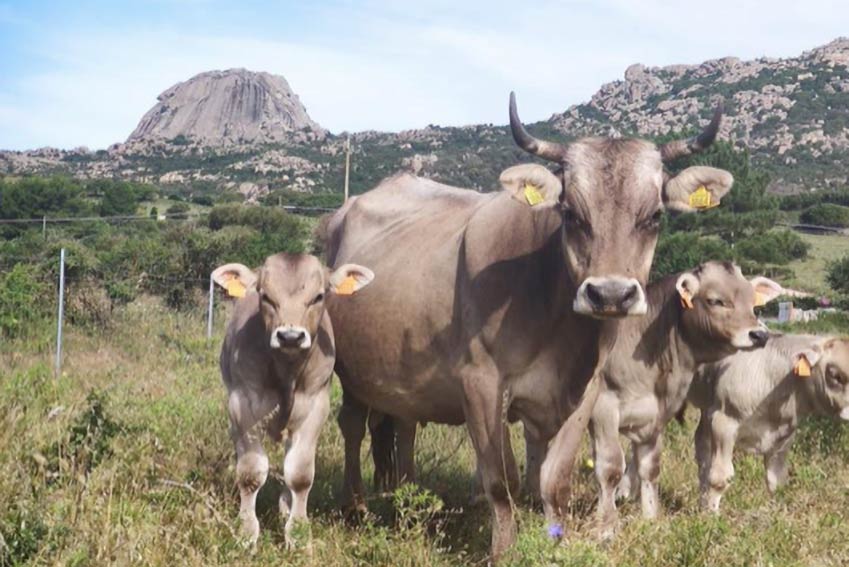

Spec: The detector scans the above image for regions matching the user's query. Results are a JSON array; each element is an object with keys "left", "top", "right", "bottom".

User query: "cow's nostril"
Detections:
[
  {"left": 749, "top": 330, "right": 768, "bottom": 346},
  {"left": 585, "top": 283, "right": 603, "bottom": 307},
  {"left": 620, "top": 284, "right": 638, "bottom": 305}
]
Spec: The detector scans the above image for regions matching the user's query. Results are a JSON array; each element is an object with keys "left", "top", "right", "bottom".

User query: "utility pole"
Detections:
[{"left": 344, "top": 135, "right": 351, "bottom": 203}]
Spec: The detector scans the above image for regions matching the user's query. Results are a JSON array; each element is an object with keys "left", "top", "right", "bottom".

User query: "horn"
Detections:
[
  {"left": 509, "top": 92, "right": 568, "bottom": 163},
  {"left": 659, "top": 101, "right": 724, "bottom": 162}
]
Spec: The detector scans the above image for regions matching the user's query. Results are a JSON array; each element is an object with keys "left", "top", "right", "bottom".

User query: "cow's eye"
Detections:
[
  {"left": 260, "top": 293, "right": 275, "bottom": 307},
  {"left": 311, "top": 293, "right": 325, "bottom": 305},
  {"left": 705, "top": 297, "right": 724, "bottom": 307},
  {"left": 827, "top": 365, "right": 846, "bottom": 386},
  {"left": 638, "top": 210, "right": 663, "bottom": 231},
  {"left": 562, "top": 209, "right": 588, "bottom": 233}
]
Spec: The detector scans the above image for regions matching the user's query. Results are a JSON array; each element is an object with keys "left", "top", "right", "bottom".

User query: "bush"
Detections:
[
  {"left": 735, "top": 230, "right": 809, "bottom": 264},
  {"left": 827, "top": 255, "right": 849, "bottom": 295},
  {"left": 0, "top": 263, "right": 50, "bottom": 338},
  {"left": 650, "top": 233, "right": 733, "bottom": 280},
  {"left": 800, "top": 203, "right": 849, "bottom": 227},
  {"left": 165, "top": 202, "right": 192, "bottom": 218}
]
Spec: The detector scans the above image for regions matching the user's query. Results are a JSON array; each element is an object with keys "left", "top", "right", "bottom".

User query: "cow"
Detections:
[
  {"left": 324, "top": 92, "right": 733, "bottom": 560},
  {"left": 588, "top": 262, "right": 781, "bottom": 535},
  {"left": 688, "top": 333, "right": 849, "bottom": 513},
  {"left": 213, "top": 253, "right": 374, "bottom": 547}
]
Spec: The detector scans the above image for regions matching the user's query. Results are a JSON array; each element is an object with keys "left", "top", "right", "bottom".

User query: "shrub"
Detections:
[
  {"left": 0, "top": 263, "right": 50, "bottom": 338},
  {"left": 650, "top": 233, "right": 733, "bottom": 280},
  {"left": 800, "top": 203, "right": 849, "bottom": 227},
  {"left": 735, "top": 230, "right": 809, "bottom": 264},
  {"left": 165, "top": 202, "right": 192, "bottom": 219},
  {"left": 827, "top": 255, "right": 849, "bottom": 295}
]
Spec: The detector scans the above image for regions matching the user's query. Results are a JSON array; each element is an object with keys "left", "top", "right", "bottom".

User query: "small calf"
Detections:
[
  {"left": 689, "top": 333, "right": 849, "bottom": 513},
  {"left": 214, "top": 253, "right": 373, "bottom": 547},
  {"left": 590, "top": 261, "right": 781, "bottom": 533}
]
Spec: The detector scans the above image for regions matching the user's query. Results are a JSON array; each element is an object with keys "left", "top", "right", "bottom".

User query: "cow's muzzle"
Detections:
[
  {"left": 270, "top": 325, "right": 312, "bottom": 350},
  {"left": 573, "top": 276, "right": 647, "bottom": 319}
]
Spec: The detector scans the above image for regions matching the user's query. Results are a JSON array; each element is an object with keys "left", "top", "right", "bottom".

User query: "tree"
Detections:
[
  {"left": 827, "top": 255, "right": 849, "bottom": 295},
  {"left": 98, "top": 181, "right": 139, "bottom": 216}
]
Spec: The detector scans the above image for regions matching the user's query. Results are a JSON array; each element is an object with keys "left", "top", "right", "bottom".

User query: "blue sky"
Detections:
[{"left": 1, "top": 0, "right": 848, "bottom": 150}]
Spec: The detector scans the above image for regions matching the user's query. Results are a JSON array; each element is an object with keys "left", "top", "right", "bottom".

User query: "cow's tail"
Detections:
[{"left": 370, "top": 414, "right": 397, "bottom": 492}]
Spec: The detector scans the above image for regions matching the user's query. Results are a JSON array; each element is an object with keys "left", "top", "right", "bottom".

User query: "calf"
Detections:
[
  {"left": 589, "top": 262, "right": 781, "bottom": 533},
  {"left": 214, "top": 254, "right": 373, "bottom": 547},
  {"left": 689, "top": 333, "right": 849, "bottom": 513}
]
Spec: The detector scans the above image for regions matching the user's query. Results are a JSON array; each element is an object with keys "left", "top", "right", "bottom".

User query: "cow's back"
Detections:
[{"left": 324, "top": 174, "right": 496, "bottom": 423}]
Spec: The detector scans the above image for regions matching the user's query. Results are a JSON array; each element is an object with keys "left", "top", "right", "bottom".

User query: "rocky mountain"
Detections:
[
  {"left": 2, "top": 39, "right": 849, "bottom": 200},
  {"left": 127, "top": 69, "right": 325, "bottom": 146},
  {"left": 550, "top": 38, "right": 849, "bottom": 191}
]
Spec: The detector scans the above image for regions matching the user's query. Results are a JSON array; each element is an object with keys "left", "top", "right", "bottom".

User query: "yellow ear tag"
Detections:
[
  {"left": 680, "top": 290, "right": 694, "bottom": 310},
  {"left": 794, "top": 355, "right": 812, "bottom": 378},
  {"left": 336, "top": 275, "right": 357, "bottom": 296},
  {"left": 524, "top": 183, "right": 545, "bottom": 206},
  {"left": 754, "top": 291, "right": 766, "bottom": 307},
  {"left": 688, "top": 185, "right": 714, "bottom": 209},
  {"left": 225, "top": 278, "right": 246, "bottom": 298}
]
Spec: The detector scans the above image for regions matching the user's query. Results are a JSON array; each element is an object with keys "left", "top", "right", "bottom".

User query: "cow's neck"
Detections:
[
  {"left": 633, "top": 275, "right": 697, "bottom": 376},
  {"left": 270, "top": 344, "right": 317, "bottom": 382}
]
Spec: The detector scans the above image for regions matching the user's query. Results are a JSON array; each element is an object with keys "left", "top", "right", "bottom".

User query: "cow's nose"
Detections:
[
  {"left": 584, "top": 281, "right": 641, "bottom": 314},
  {"left": 277, "top": 329, "right": 306, "bottom": 345},
  {"left": 748, "top": 329, "right": 769, "bottom": 346}
]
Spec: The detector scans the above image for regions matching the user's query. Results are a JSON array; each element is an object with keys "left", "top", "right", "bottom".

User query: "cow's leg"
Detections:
[
  {"left": 228, "top": 389, "right": 275, "bottom": 548},
  {"left": 338, "top": 389, "right": 368, "bottom": 513},
  {"left": 590, "top": 392, "right": 623, "bottom": 535},
  {"left": 523, "top": 425, "right": 547, "bottom": 503},
  {"left": 704, "top": 411, "right": 739, "bottom": 513},
  {"left": 764, "top": 434, "right": 794, "bottom": 494},
  {"left": 281, "top": 389, "right": 330, "bottom": 548},
  {"left": 615, "top": 444, "right": 639, "bottom": 501},
  {"left": 395, "top": 419, "right": 418, "bottom": 485},
  {"left": 369, "top": 411, "right": 397, "bottom": 492},
  {"left": 694, "top": 409, "right": 713, "bottom": 500},
  {"left": 635, "top": 433, "right": 663, "bottom": 519},
  {"left": 461, "top": 371, "right": 519, "bottom": 561},
  {"left": 540, "top": 374, "right": 602, "bottom": 521}
]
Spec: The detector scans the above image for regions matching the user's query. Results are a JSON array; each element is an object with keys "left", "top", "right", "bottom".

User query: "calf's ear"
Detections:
[
  {"left": 499, "top": 164, "right": 562, "bottom": 207},
  {"left": 791, "top": 346, "right": 823, "bottom": 376},
  {"left": 676, "top": 271, "right": 700, "bottom": 307},
  {"left": 663, "top": 166, "right": 733, "bottom": 213},
  {"left": 750, "top": 276, "right": 783, "bottom": 306},
  {"left": 330, "top": 264, "right": 375, "bottom": 296},
  {"left": 211, "top": 263, "right": 258, "bottom": 297}
]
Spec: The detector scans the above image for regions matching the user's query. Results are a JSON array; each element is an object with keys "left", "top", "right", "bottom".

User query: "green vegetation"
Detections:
[
  {"left": 827, "top": 255, "right": 849, "bottom": 296},
  {"left": 800, "top": 203, "right": 849, "bottom": 227}
]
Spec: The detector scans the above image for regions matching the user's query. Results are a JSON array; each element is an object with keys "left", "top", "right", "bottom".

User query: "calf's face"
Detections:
[
  {"left": 213, "top": 254, "right": 374, "bottom": 353},
  {"left": 676, "top": 262, "right": 781, "bottom": 361},
  {"left": 795, "top": 338, "right": 849, "bottom": 420}
]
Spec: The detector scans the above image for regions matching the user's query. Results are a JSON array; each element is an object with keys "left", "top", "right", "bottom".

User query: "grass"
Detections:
[
  {"left": 2, "top": 299, "right": 849, "bottom": 566},
  {"left": 783, "top": 233, "right": 848, "bottom": 294}
]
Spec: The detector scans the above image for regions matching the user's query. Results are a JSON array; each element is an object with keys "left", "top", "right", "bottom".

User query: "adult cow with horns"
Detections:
[{"left": 323, "top": 92, "right": 731, "bottom": 560}]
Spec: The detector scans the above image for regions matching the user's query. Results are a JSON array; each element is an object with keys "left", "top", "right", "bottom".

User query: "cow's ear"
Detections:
[
  {"left": 750, "top": 276, "right": 783, "bottom": 306},
  {"left": 663, "top": 166, "right": 733, "bottom": 213},
  {"left": 676, "top": 271, "right": 700, "bottom": 307},
  {"left": 212, "top": 263, "right": 258, "bottom": 297},
  {"left": 329, "top": 263, "right": 374, "bottom": 296},
  {"left": 499, "top": 164, "right": 562, "bottom": 207}
]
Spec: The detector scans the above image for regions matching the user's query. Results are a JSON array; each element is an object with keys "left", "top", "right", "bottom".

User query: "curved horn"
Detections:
[
  {"left": 659, "top": 101, "right": 724, "bottom": 162},
  {"left": 509, "top": 92, "right": 568, "bottom": 163}
]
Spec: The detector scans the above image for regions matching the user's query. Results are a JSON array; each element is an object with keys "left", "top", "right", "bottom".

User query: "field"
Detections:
[
  {"left": 783, "top": 233, "right": 849, "bottom": 294},
  {"left": 3, "top": 293, "right": 849, "bottom": 567}
]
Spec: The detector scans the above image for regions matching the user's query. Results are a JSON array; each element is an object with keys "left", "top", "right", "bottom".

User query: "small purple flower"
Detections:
[{"left": 547, "top": 523, "right": 564, "bottom": 540}]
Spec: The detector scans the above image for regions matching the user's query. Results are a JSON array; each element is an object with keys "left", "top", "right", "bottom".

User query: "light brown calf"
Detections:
[{"left": 214, "top": 253, "right": 373, "bottom": 547}]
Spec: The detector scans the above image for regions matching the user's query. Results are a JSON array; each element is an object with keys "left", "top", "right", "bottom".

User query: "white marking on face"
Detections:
[
  {"left": 573, "top": 276, "right": 647, "bottom": 318},
  {"left": 730, "top": 321, "right": 767, "bottom": 348},
  {"left": 269, "top": 325, "right": 312, "bottom": 350}
]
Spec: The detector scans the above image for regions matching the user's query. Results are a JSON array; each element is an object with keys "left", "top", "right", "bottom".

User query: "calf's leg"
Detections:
[
  {"left": 395, "top": 419, "right": 418, "bottom": 485},
  {"left": 764, "top": 434, "right": 794, "bottom": 494},
  {"left": 694, "top": 409, "right": 713, "bottom": 500},
  {"left": 281, "top": 390, "right": 330, "bottom": 547},
  {"left": 523, "top": 425, "right": 547, "bottom": 503},
  {"left": 704, "top": 411, "right": 739, "bottom": 513},
  {"left": 635, "top": 434, "right": 663, "bottom": 519},
  {"left": 590, "top": 392, "right": 624, "bottom": 533}
]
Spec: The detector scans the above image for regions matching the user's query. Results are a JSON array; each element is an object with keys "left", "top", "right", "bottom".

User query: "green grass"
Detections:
[
  {"left": 783, "top": 233, "right": 848, "bottom": 294},
  {"left": 2, "top": 300, "right": 849, "bottom": 566}
]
